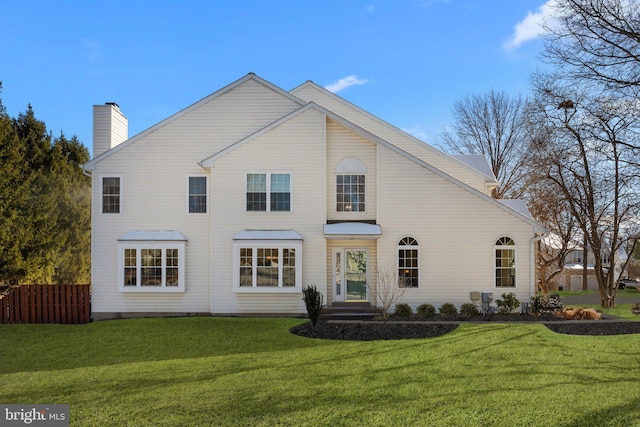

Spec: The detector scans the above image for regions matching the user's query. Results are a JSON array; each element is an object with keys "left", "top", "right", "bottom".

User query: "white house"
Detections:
[{"left": 83, "top": 73, "right": 546, "bottom": 320}]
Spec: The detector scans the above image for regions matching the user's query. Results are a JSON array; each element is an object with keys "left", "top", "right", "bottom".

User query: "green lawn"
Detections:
[{"left": 1, "top": 317, "right": 640, "bottom": 426}]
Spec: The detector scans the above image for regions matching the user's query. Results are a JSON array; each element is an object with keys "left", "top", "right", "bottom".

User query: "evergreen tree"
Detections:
[{"left": 0, "top": 83, "right": 91, "bottom": 285}]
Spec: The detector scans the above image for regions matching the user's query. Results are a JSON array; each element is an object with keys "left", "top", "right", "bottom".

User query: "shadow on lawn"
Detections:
[
  {"left": 561, "top": 397, "right": 640, "bottom": 427},
  {"left": 0, "top": 317, "right": 330, "bottom": 374}
]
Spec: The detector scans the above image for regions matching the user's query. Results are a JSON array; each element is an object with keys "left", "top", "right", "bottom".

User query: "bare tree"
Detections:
[
  {"left": 370, "top": 264, "right": 406, "bottom": 320},
  {"left": 527, "top": 73, "right": 640, "bottom": 307},
  {"left": 530, "top": 187, "right": 579, "bottom": 294},
  {"left": 542, "top": 0, "right": 640, "bottom": 94},
  {"left": 438, "top": 91, "right": 529, "bottom": 198}
]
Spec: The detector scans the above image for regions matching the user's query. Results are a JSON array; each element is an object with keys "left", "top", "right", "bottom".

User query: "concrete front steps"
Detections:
[{"left": 320, "top": 302, "right": 381, "bottom": 321}]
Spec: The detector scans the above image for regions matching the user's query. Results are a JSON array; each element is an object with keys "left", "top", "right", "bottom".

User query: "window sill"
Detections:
[
  {"left": 234, "top": 287, "right": 301, "bottom": 294},
  {"left": 119, "top": 286, "right": 185, "bottom": 293}
]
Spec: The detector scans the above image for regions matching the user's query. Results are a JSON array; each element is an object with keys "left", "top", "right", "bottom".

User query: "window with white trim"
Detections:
[
  {"left": 188, "top": 176, "right": 207, "bottom": 213},
  {"left": 495, "top": 236, "right": 516, "bottom": 288},
  {"left": 335, "top": 157, "right": 367, "bottom": 213},
  {"left": 118, "top": 242, "right": 185, "bottom": 292},
  {"left": 398, "top": 237, "right": 419, "bottom": 288},
  {"left": 336, "top": 174, "right": 365, "bottom": 212},
  {"left": 233, "top": 241, "right": 302, "bottom": 291},
  {"left": 102, "top": 176, "right": 121, "bottom": 214},
  {"left": 246, "top": 173, "right": 291, "bottom": 212}
]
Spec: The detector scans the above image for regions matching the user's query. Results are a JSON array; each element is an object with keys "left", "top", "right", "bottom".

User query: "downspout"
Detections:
[{"left": 530, "top": 232, "right": 548, "bottom": 297}]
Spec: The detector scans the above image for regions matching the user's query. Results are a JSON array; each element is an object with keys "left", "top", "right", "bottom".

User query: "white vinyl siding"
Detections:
[
  {"left": 375, "top": 145, "right": 535, "bottom": 308},
  {"left": 326, "top": 121, "right": 376, "bottom": 221},
  {"left": 210, "top": 107, "right": 327, "bottom": 314},
  {"left": 90, "top": 78, "right": 300, "bottom": 315}
]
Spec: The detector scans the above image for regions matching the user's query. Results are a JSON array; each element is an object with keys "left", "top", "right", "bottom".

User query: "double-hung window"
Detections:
[
  {"left": 398, "top": 237, "right": 419, "bottom": 288},
  {"left": 246, "top": 173, "right": 291, "bottom": 212},
  {"left": 495, "top": 236, "right": 516, "bottom": 288},
  {"left": 188, "top": 176, "right": 207, "bottom": 213},
  {"left": 336, "top": 175, "right": 365, "bottom": 212},
  {"left": 335, "top": 157, "right": 367, "bottom": 213},
  {"left": 102, "top": 176, "right": 121, "bottom": 214}
]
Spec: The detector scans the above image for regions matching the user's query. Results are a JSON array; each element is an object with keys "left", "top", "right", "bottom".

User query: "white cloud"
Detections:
[
  {"left": 402, "top": 125, "right": 429, "bottom": 142},
  {"left": 324, "top": 75, "right": 370, "bottom": 93},
  {"left": 504, "top": 0, "right": 557, "bottom": 51}
]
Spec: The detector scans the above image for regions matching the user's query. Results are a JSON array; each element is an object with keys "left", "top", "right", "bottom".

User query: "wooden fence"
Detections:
[{"left": 0, "top": 284, "right": 91, "bottom": 324}]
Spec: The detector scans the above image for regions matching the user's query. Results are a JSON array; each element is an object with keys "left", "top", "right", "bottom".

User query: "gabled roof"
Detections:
[
  {"left": 290, "top": 80, "right": 499, "bottom": 187},
  {"left": 452, "top": 155, "right": 497, "bottom": 181},
  {"left": 200, "top": 100, "right": 546, "bottom": 233},
  {"left": 82, "top": 73, "right": 305, "bottom": 171}
]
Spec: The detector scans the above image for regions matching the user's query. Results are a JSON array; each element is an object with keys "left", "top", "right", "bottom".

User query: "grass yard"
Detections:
[{"left": 1, "top": 317, "right": 640, "bottom": 426}]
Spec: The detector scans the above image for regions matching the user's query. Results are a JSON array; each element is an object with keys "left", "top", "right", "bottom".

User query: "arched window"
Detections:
[
  {"left": 398, "top": 237, "right": 419, "bottom": 288},
  {"left": 495, "top": 237, "right": 516, "bottom": 287},
  {"left": 335, "top": 157, "right": 366, "bottom": 212}
]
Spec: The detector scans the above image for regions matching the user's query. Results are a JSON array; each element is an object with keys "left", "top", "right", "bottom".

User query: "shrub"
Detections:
[
  {"left": 417, "top": 303, "right": 436, "bottom": 318},
  {"left": 301, "top": 285, "right": 324, "bottom": 327},
  {"left": 438, "top": 303, "right": 458, "bottom": 317},
  {"left": 460, "top": 303, "right": 480, "bottom": 317},
  {"left": 632, "top": 303, "right": 640, "bottom": 316},
  {"left": 495, "top": 292, "right": 520, "bottom": 315},
  {"left": 394, "top": 303, "right": 413, "bottom": 318},
  {"left": 531, "top": 294, "right": 563, "bottom": 315}
]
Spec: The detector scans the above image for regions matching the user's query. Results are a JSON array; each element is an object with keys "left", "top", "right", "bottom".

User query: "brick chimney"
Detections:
[{"left": 92, "top": 102, "right": 128, "bottom": 158}]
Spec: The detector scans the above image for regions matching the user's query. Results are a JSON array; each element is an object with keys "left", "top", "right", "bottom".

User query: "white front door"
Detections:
[{"left": 333, "top": 248, "right": 368, "bottom": 302}]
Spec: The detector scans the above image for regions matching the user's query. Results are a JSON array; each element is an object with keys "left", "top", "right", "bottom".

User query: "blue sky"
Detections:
[{"left": 0, "top": 1, "right": 554, "bottom": 156}]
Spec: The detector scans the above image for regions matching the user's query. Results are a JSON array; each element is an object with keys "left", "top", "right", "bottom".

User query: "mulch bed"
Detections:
[
  {"left": 290, "top": 314, "right": 640, "bottom": 340},
  {"left": 545, "top": 322, "right": 640, "bottom": 336},
  {"left": 290, "top": 321, "right": 459, "bottom": 341}
]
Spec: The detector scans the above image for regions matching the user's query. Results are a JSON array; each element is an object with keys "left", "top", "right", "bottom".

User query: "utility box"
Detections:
[
  {"left": 470, "top": 292, "right": 481, "bottom": 302},
  {"left": 481, "top": 292, "right": 493, "bottom": 303}
]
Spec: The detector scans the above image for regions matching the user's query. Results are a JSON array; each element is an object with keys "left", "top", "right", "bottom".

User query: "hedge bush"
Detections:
[
  {"left": 394, "top": 303, "right": 413, "bottom": 317},
  {"left": 417, "top": 303, "right": 436, "bottom": 318},
  {"left": 438, "top": 303, "right": 458, "bottom": 317},
  {"left": 460, "top": 303, "right": 480, "bottom": 317}
]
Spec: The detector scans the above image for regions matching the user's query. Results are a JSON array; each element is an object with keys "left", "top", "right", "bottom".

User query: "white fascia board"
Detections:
[{"left": 83, "top": 73, "right": 305, "bottom": 171}]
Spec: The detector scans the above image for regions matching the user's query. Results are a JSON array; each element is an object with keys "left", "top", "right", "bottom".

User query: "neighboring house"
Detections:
[
  {"left": 83, "top": 73, "right": 546, "bottom": 320},
  {"left": 560, "top": 246, "right": 628, "bottom": 291},
  {"left": 540, "top": 233, "right": 629, "bottom": 291}
]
